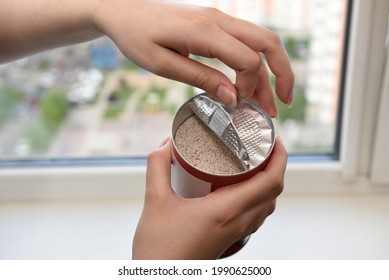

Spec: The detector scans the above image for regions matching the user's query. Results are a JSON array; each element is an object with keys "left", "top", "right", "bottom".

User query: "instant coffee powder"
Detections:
[
  {"left": 174, "top": 115, "right": 244, "bottom": 175},
  {"left": 171, "top": 93, "right": 275, "bottom": 258}
]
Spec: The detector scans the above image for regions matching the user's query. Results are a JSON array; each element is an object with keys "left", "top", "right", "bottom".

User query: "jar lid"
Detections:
[{"left": 188, "top": 93, "right": 275, "bottom": 171}]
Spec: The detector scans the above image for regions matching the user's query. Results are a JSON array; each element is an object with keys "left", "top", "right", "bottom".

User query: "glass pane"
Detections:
[{"left": 0, "top": 0, "right": 348, "bottom": 161}]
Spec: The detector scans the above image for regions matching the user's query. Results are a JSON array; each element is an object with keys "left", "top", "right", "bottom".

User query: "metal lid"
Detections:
[{"left": 188, "top": 94, "right": 275, "bottom": 171}]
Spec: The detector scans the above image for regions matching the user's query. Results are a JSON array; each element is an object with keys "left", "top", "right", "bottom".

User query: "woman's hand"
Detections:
[
  {"left": 94, "top": 0, "right": 294, "bottom": 116},
  {"left": 132, "top": 137, "right": 287, "bottom": 259}
]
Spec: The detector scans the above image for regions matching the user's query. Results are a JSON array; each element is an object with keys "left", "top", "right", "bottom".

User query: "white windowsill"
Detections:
[
  {"left": 1, "top": 181, "right": 389, "bottom": 260},
  {"left": 0, "top": 160, "right": 387, "bottom": 202}
]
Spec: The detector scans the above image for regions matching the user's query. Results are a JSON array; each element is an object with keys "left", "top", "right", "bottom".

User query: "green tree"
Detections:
[
  {"left": 38, "top": 59, "right": 51, "bottom": 71},
  {"left": 23, "top": 122, "right": 52, "bottom": 152},
  {"left": 150, "top": 85, "right": 167, "bottom": 101},
  {"left": 0, "top": 86, "right": 22, "bottom": 123},
  {"left": 270, "top": 75, "right": 306, "bottom": 123},
  {"left": 285, "top": 36, "right": 298, "bottom": 59},
  {"left": 276, "top": 91, "right": 306, "bottom": 123},
  {"left": 40, "top": 90, "right": 69, "bottom": 131},
  {"left": 186, "top": 86, "right": 197, "bottom": 100}
]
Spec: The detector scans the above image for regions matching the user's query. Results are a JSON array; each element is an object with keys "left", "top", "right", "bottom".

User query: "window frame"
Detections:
[
  {"left": 340, "top": 0, "right": 389, "bottom": 181},
  {"left": 1, "top": 0, "right": 389, "bottom": 201}
]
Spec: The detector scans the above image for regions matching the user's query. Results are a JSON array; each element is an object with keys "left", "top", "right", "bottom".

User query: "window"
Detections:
[
  {"left": 0, "top": 0, "right": 388, "bottom": 198},
  {"left": 0, "top": 0, "right": 348, "bottom": 165}
]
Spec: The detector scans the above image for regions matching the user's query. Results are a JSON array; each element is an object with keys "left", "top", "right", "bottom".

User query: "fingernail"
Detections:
[
  {"left": 159, "top": 137, "right": 169, "bottom": 148},
  {"left": 287, "top": 89, "right": 294, "bottom": 108},
  {"left": 216, "top": 85, "right": 237, "bottom": 107}
]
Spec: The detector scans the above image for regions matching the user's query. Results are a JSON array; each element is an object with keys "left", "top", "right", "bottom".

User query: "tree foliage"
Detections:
[
  {"left": 0, "top": 86, "right": 22, "bottom": 123},
  {"left": 40, "top": 90, "right": 69, "bottom": 131}
]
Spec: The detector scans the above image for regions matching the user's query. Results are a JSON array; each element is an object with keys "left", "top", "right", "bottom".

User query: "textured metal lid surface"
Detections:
[{"left": 188, "top": 94, "right": 275, "bottom": 171}]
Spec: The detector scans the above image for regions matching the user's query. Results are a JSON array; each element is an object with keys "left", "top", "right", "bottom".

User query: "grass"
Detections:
[
  {"left": 103, "top": 85, "right": 135, "bottom": 120},
  {"left": 104, "top": 102, "right": 126, "bottom": 119}
]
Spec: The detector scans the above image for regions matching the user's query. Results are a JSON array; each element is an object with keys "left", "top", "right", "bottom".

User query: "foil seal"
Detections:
[{"left": 188, "top": 94, "right": 274, "bottom": 171}]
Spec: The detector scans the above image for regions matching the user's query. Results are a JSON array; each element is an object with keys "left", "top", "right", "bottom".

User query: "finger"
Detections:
[
  {"left": 249, "top": 200, "right": 276, "bottom": 234},
  {"left": 234, "top": 199, "right": 276, "bottom": 240},
  {"left": 214, "top": 137, "right": 287, "bottom": 211},
  {"left": 155, "top": 19, "right": 262, "bottom": 102},
  {"left": 236, "top": 27, "right": 293, "bottom": 106},
  {"left": 186, "top": 24, "right": 261, "bottom": 102},
  {"left": 203, "top": 11, "right": 294, "bottom": 105},
  {"left": 145, "top": 46, "right": 239, "bottom": 107},
  {"left": 253, "top": 55, "right": 278, "bottom": 117},
  {"left": 261, "top": 136, "right": 288, "bottom": 184},
  {"left": 146, "top": 137, "right": 173, "bottom": 197},
  {"left": 252, "top": 137, "right": 288, "bottom": 199}
]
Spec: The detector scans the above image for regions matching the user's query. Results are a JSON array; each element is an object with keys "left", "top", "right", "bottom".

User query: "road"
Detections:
[{"left": 48, "top": 71, "right": 187, "bottom": 157}]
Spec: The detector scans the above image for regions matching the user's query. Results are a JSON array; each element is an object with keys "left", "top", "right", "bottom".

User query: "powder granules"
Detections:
[{"left": 174, "top": 115, "right": 244, "bottom": 175}]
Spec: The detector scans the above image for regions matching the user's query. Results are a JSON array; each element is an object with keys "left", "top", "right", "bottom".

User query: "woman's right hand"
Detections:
[
  {"left": 132, "top": 137, "right": 287, "bottom": 259},
  {"left": 94, "top": 0, "right": 294, "bottom": 116}
]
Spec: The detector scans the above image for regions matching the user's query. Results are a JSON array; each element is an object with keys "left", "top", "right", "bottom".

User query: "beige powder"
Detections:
[{"left": 174, "top": 115, "right": 244, "bottom": 175}]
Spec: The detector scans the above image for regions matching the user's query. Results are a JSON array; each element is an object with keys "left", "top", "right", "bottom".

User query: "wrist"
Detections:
[
  {"left": 92, "top": 0, "right": 139, "bottom": 38},
  {"left": 79, "top": 0, "right": 105, "bottom": 40},
  {"left": 92, "top": 0, "right": 116, "bottom": 37}
]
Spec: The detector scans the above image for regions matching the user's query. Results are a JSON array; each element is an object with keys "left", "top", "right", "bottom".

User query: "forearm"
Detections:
[{"left": 0, "top": 0, "right": 102, "bottom": 63}]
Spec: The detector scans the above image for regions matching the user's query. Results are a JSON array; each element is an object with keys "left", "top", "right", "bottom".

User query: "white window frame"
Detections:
[{"left": 0, "top": 0, "right": 388, "bottom": 201}]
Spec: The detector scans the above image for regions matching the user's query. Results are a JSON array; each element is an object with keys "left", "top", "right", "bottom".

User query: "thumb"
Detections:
[
  {"left": 145, "top": 137, "right": 173, "bottom": 196},
  {"left": 153, "top": 48, "right": 238, "bottom": 107}
]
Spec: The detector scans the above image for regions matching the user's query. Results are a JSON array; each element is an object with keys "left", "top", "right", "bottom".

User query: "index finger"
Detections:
[
  {"left": 155, "top": 17, "right": 262, "bottom": 103},
  {"left": 204, "top": 10, "right": 294, "bottom": 105}
]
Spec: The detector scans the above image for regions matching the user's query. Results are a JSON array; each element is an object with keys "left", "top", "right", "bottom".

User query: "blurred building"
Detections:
[
  {"left": 89, "top": 38, "right": 119, "bottom": 69},
  {"left": 183, "top": 0, "right": 348, "bottom": 125}
]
